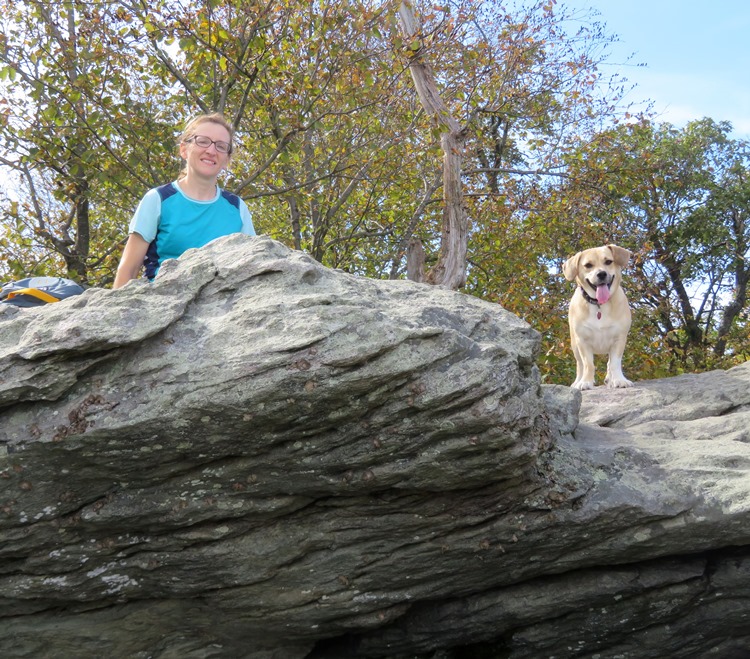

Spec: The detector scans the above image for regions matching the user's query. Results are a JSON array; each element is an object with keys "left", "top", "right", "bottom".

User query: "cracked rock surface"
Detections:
[{"left": 1, "top": 235, "right": 749, "bottom": 658}]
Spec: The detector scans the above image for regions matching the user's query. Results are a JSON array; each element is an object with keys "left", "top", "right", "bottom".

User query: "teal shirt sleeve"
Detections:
[
  {"left": 128, "top": 188, "right": 162, "bottom": 243},
  {"left": 239, "top": 198, "right": 256, "bottom": 236}
]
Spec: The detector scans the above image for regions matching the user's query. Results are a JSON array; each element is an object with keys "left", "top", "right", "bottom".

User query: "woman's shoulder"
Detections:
[
  {"left": 152, "top": 182, "right": 179, "bottom": 201},
  {"left": 138, "top": 183, "right": 175, "bottom": 203},
  {"left": 219, "top": 188, "right": 241, "bottom": 209}
]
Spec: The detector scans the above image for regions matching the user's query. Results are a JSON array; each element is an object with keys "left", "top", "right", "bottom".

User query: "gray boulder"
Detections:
[{"left": 1, "top": 235, "right": 749, "bottom": 658}]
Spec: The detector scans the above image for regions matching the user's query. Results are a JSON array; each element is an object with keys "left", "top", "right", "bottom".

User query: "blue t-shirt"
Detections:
[{"left": 129, "top": 181, "right": 256, "bottom": 278}]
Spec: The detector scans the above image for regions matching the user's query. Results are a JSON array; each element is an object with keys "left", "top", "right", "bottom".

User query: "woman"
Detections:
[{"left": 113, "top": 113, "right": 255, "bottom": 288}]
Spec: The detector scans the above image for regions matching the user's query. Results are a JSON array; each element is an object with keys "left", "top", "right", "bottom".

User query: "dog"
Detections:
[{"left": 562, "top": 244, "right": 633, "bottom": 390}]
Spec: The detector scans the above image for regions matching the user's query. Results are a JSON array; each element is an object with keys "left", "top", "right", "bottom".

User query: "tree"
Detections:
[
  {"left": 0, "top": 0, "right": 179, "bottom": 283},
  {"left": 393, "top": 0, "right": 632, "bottom": 289},
  {"left": 1, "top": 0, "right": 630, "bottom": 289},
  {"left": 538, "top": 118, "right": 750, "bottom": 379},
  {"left": 397, "top": 0, "right": 468, "bottom": 289},
  {"left": 6, "top": 2, "right": 743, "bottom": 382}
]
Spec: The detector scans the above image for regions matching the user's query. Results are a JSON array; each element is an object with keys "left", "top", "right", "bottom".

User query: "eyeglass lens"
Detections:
[{"left": 190, "top": 135, "right": 231, "bottom": 153}]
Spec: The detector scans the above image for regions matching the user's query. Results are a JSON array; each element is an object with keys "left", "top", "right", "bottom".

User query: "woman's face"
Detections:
[{"left": 179, "top": 121, "right": 232, "bottom": 180}]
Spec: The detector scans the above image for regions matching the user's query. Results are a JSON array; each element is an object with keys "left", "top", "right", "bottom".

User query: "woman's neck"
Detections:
[{"left": 178, "top": 173, "right": 218, "bottom": 201}]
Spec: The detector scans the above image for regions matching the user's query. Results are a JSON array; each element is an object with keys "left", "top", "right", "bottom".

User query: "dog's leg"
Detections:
[
  {"left": 571, "top": 338, "right": 596, "bottom": 390},
  {"left": 605, "top": 336, "right": 633, "bottom": 388},
  {"left": 571, "top": 340, "right": 583, "bottom": 388}
]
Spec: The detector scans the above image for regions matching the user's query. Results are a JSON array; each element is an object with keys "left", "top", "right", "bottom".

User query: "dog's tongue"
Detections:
[{"left": 596, "top": 284, "right": 611, "bottom": 305}]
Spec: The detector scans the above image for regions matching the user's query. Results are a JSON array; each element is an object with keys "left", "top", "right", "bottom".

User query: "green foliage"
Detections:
[
  {"left": 507, "top": 118, "right": 750, "bottom": 383},
  {"left": 0, "top": 0, "right": 747, "bottom": 382}
]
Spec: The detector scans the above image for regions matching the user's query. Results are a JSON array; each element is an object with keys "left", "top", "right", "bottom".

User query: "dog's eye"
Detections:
[
  {"left": 583, "top": 263, "right": 593, "bottom": 269},
  {"left": 604, "top": 259, "right": 613, "bottom": 265}
]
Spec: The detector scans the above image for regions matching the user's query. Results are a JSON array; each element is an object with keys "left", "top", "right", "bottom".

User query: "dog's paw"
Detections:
[
  {"left": 606, "top": 378, "right": 633, "bottom": 389},
  {"left": 571, "top": 380, "right": 595, "bottom": 391}
]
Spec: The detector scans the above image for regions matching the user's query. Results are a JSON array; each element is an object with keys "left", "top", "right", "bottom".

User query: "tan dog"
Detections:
[{"left": 563, "top": 244, "right": 633, "bottom": 390}]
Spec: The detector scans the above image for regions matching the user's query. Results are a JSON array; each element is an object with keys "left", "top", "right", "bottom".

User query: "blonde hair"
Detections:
[{"left": 178, "top": 112, "right": 234, "bottom": 178}]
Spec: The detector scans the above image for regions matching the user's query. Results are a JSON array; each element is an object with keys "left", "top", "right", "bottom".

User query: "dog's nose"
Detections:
[{"left": 596, "top": 270, "right": 607, "bottom": 281}]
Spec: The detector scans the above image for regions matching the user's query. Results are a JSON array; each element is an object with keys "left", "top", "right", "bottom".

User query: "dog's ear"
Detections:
[
  {"left": 562, "top": 252, "right": 581, "bottom": 281},
  {"left": 608, "top": 244, "right": 631, "bottom": 268}
]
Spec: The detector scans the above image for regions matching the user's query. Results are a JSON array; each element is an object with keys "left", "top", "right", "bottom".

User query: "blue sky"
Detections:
[{"left": 563, "top": 0, "right": 750, "bottom": 138}]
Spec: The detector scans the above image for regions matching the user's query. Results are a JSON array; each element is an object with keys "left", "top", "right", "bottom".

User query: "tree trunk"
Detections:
[
  {"left": 398, "top": 0, "right": 468, "bottom": 290},
  {"left": 714, "top": 210, "right": 749, "bottom": 357},
  {"left": 406, "top": 237, "right": 425, "bottom": 282},
  {"left": 71, "top": 176, "right": 90, "bottom": 282}
]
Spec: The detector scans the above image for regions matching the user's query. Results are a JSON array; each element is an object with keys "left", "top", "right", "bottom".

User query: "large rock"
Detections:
[{"left": 1, "top": 235, "right": 749, "bottom": 658}]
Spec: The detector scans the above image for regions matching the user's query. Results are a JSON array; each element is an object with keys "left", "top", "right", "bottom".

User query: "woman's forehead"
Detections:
[{"left": 193, "top": 121, "right": 231, "bottom": 141}]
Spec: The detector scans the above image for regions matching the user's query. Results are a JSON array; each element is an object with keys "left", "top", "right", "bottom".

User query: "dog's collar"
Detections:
[
  {"left": 580, "top": 286, "right": 607, "bottom": 320},
  {"left": 579, "top": 286, "right": 600, "bottom": 306}
]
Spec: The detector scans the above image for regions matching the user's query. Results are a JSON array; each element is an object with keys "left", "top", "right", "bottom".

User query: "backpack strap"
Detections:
[
  {"left": 4, "top": 288, "right": 60, "bottom": 304},
  {"left": 143, "top": 241, "right": 160, "bottom": 280},
  {"left": 157, "top": 182, "right": 178, "bottom": 202},
  {"left": 221, "top": 189, "right": 240, "bottom": 209},
  {"left": 141, "top": 184, "right": 175, "bottom": 279}
]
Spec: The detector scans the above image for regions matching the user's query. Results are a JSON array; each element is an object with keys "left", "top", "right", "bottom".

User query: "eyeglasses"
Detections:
[{"left": 184, "top": 135, "right": 232, "bottom": 154}]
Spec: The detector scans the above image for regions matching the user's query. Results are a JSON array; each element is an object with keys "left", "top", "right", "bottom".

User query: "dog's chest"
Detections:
[{"left": 578, "top": 305, "right": 623, "bottom": 353}]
